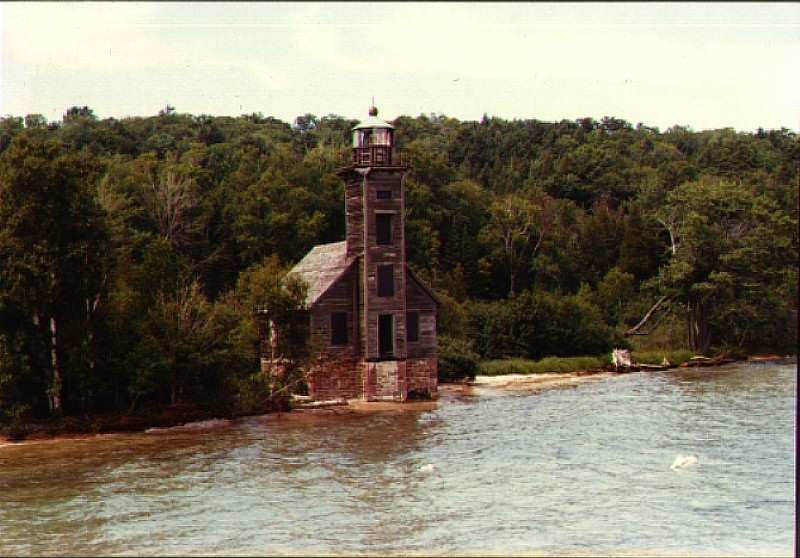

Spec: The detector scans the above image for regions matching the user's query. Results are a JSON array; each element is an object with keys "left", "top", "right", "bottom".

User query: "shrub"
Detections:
[
  {"left": 2, "top": 404, "right": 32, "bottom": 441},
  {"left": 466, "top": 289, "right": 626, "bottom": 360},
  {"left": 478, "top": 355, "right": 610, "bottom": 376},
  {"left": 438, "top": 335, "right": 479, "bottom": 382},
  {"left": 631, "top": 349, "right": 693, "bottom": 365}
]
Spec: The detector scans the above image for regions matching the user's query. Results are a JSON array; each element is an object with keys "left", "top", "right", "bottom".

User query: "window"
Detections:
[
  {"left": 407, "top": 311, "right": 419, "bottom": 343},
  {"left": 330, "top": 312, "right": 348, "bottom": 345},
  {"left": 377, "top": 264, "right": 394, "bottom": 297},
  {"left": 376, "top": 213, "right": 392, "bottom": 245},
  {"left": 376, "top": 189, "right": 392, "bottom": 200},
  {"left": 371, "top": 128, "right": 391, "bottom": 146},
  {"left": 379, "top": 314, "right": 394, "bottom": 357}
]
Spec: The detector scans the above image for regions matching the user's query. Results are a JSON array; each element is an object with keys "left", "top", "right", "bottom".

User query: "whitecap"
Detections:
[{"left": 670, "top": 453, "right": 699, "bottom": 470}]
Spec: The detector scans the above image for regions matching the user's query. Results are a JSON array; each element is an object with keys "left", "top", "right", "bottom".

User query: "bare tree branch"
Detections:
[
  {"left": 146, "top": 171, "right": 202, "bottom": 251},
  {"left": 625, "top": 295, "right": 671, "bottom": 336}
]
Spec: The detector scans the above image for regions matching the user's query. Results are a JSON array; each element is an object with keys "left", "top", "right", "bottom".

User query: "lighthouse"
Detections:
[{"left": 280, "top": 105, "right": 439, "bottom": 402}]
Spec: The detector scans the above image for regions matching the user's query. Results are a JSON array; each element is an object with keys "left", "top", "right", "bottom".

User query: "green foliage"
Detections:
[
  {"left": 437, "top": 336, "right": 479, "bottom": 382},
  {"left": 467, "top": 289, "right": 626, "bottom": 361},
  {"left": 631, "top": 350, "right": 693, "bottom": 366},
  {"left": 0, "top": 106, "right": 796, "bottom": 425},
  {"left": 478, "top": 355, "right": 610, "bottom": 376},
  {"left": 433, "top": 289, "right": 468, "bottom": 338},
  {"left": 592, "top": 267, "right": 636, "bottom": 326},
  {"left": 236, "top": 256, "right": 309, "bottom": 390},
  {"left": 657, "top": 177, "right": 797, "bottom": 352},
  {"left": 0, "top": 133, "right": 109, "bottom": 416}
]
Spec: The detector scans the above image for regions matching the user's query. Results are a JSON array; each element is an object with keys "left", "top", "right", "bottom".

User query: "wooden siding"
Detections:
[
  {"left": 309, "top": 265, "right": 359, "bottom": 357},
  {"left": 406, "top": 271, "right": 437, "bottom": 359},
  {"left": 344, "top": 174, "right": 364, "bottom": 260},
  {"left": 294, "top": 160, "right": 437, "bottom": 401},
  {"left": 361, "top": 169, "right": 408, "bottom": 361}
]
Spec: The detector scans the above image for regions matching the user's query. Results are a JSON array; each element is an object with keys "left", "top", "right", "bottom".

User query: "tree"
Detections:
[
  {"left": 144, "top": 169, "right": 203, "bottom": 252},
  {"left": 236, "top": 256, "right": 309, "bottom": 396},
  {"left": 633, "top": 177, "right": 797, "bottom": 353},
  {"left": 0, "top": 133, "right": 107, "bottom": 415},
  {"left": 24, "top": 114, "right": 48, "bottom": 129},
  {"left": 63, "top": 106, "right": 97, "bottom": 123},
  {"left": 479, "top": 188, "right": 556, "bottom": 296},
  {"left": 618, "top": 202, "right": 666, "bottom": 281},
  {"left": 593, "top": 267, "right": 636, "bottom": 326}
]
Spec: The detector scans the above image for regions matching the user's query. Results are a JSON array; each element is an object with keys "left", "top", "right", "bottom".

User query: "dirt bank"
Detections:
[{"left": 0, "top": 402, "right": 279, "bottom": 445}]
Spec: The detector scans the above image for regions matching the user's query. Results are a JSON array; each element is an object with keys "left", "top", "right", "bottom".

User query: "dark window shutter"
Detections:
[
  {"left": 331, "top": 312, "right": 348, "bottom": 345},
  {"left": 377, "top": 264, "right": 394, "bottom": 297},
  {"left": 376, "top": 213, "right": 392, "bottom": 245},
  {"left": 407, "top": 311, "right": 419, "bottom": 343}
]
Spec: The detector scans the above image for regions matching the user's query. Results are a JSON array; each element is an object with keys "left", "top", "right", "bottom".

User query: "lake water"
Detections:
[{"left": 0, "top": 360, "right": 795, "bottom": 556}]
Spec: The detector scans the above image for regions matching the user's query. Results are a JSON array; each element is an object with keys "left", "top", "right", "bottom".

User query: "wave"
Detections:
[{"left": 145, "top": 418, "right": 231, "bottom": 434}]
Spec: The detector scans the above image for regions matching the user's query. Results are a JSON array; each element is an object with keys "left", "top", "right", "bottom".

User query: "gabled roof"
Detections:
[
  {"left": 288, "top": 241, "right": 355, "bottom": 307},
  {"left": 406, "top": 266, "right": 441, "bottom": 306},
  {"left": 288, "top": 241, "right": 440, "bottom": 308}
]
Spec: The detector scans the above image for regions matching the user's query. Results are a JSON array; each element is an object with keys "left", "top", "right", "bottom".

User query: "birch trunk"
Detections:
[
  {"left": 49, "top": 316, "right": 62, "bottom": 413},
  {"left": 687, "top": 300, "right": 710, "bottom": 354}
]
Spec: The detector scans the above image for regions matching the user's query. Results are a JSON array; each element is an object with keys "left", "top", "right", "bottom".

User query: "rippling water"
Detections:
[{"left": 1, "top": 361, "right": 795, "bottom": 556}]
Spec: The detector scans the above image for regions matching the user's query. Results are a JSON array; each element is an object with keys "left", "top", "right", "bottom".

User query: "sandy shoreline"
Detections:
[
  {"left": 2, "top": 356, "right": 792, "bottom": 445},
  {"left": 0, "top": 371, "right": 596, "bottom": 444},
  {"left": 472, "top": 370, "right": 612, "bottom": 391},
  {"left": 436, "top": 370, "right": 613, "bottom": 397}
]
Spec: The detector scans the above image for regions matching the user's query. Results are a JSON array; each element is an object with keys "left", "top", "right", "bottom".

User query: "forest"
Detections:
[{"left": 0, "top": 105, "right": 797, "bottom": 425}]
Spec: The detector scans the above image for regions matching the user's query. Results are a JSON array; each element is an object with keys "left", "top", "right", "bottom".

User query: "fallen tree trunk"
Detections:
[{"left": 625, "top": 295, "right": 671, "bottom": 336}]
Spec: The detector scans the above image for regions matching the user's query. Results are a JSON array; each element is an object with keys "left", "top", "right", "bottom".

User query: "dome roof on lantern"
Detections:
[{"left": 352, "top": 106, "right": 395, "bottom": 131}]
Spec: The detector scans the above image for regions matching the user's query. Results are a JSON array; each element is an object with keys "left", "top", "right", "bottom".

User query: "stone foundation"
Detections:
[
  {"left": 309, "top": 356, "right": 437, "bottom": 402},
  {"left": 364, "top": 360, "right": 406, "bottom": 401},
  {"left": 406, "top": 357, "right": 438, "bottom": 399},
  {"left": 307, "top": 353, "right": 363, "bottom": 402}
]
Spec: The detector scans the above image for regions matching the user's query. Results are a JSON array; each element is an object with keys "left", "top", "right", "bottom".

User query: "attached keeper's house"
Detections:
[{"left": 273, "top": 106, "right": 438, "bottom": 402}]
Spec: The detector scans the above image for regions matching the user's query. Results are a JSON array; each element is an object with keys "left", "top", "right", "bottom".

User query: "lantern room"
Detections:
[{"left": 351, "top": 106, "right": 402, "bottom": 167}]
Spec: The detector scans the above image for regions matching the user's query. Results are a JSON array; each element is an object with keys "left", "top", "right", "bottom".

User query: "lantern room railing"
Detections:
[{"left": 350, "top": 146, "right": 405, "bottom": 167}]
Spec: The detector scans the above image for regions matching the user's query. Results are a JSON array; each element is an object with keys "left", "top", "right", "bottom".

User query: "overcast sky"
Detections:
[{"left": 2, "top": 2, "right": 798, "bottom": 131}]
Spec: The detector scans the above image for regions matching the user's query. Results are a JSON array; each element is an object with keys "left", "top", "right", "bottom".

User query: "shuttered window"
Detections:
[
  {"left": 377, "top": 264, "right": 394, "bottom": 297},
  {"left": 376, "top": 213, "right": 392, "bottom": 245},
  {"left": 330, "top": 312, "right": 348, "bottom": 345},
  {"left": 407, "top": 311, "right": 419, "bottom": 343}
]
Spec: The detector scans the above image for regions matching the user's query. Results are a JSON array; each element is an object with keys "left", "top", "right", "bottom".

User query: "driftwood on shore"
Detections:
[
  {"left": 612, "top": 349, "right": 634, "bottom": 370},
  {"left": 679, "top": 355, "right": 737, "bottom": 368},
  {"left": 611, "top": 348, "right": 674, "bottom": 373}
]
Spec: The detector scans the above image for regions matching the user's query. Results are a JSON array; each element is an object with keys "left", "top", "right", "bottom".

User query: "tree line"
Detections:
[{"left": 0, "top": 106, "right": 796, "bottom": 422}]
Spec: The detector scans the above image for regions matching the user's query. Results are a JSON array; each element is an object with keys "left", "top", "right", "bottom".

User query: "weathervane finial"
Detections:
[{"left": 368, "top": 97, "right": 378, "bottom": 117}]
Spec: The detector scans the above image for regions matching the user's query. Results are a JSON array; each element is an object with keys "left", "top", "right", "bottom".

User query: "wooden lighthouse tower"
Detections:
[{"left": 283, "top": 105, "right": 438, "bottom": 402}]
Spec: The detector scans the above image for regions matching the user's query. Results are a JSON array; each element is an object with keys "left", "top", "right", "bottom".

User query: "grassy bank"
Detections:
[
  {"left": 632, "top": 350, "right": 694, "bottom": 366},
  {"left": 478, "top": 356, "right": 610, "bottom": 376},
  {"left": 477, "top": 350, "right": 694, "bottom": 377}
]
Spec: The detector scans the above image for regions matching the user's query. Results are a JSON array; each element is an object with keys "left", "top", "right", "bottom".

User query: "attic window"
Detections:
[{"left": 331, "top": 312, "right": 348, "bottom": 345}]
